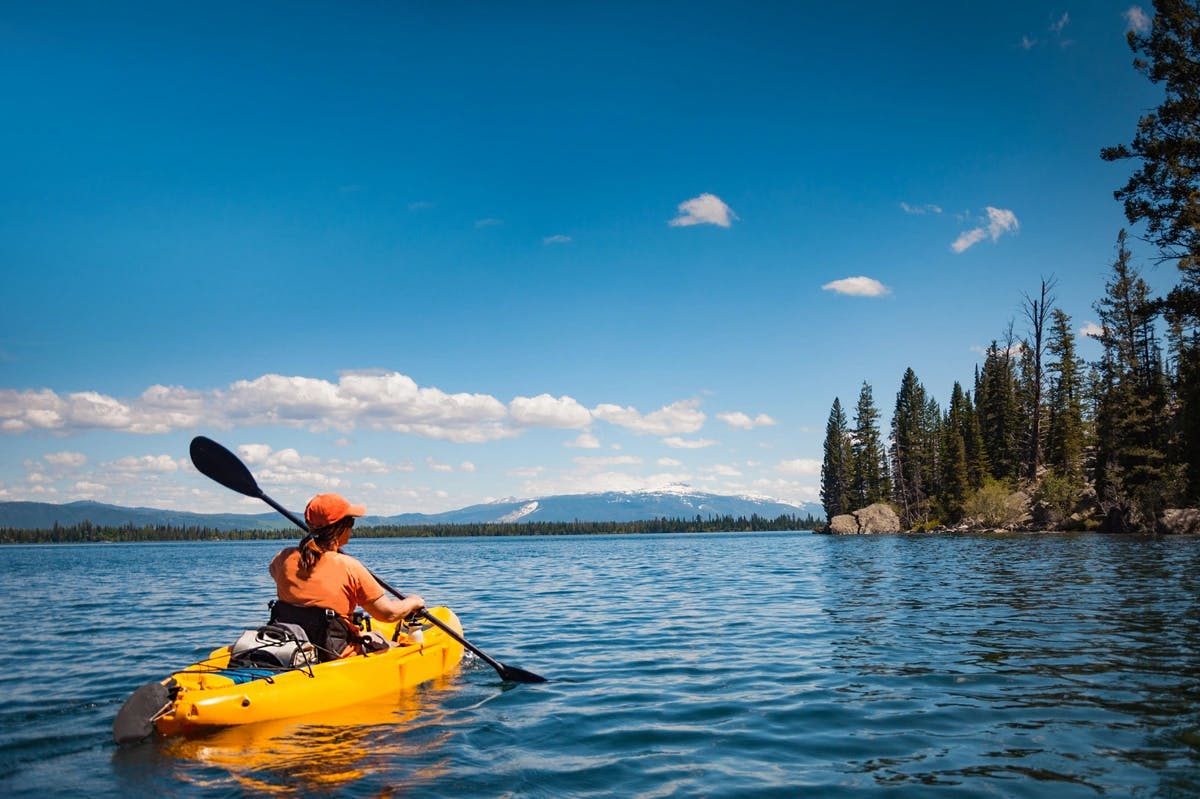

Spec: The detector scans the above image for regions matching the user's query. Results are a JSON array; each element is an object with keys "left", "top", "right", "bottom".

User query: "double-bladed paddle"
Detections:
[{"left": 189, "top": 435, "right": 546, "bottom": 684}]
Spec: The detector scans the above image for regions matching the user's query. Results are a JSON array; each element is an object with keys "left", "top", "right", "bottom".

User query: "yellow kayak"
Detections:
[{"left": 114, "top": 606, "right": 464, "bottom": 742}]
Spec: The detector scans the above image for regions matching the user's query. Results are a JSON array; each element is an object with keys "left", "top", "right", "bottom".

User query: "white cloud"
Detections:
[
  {"left": 592, "top": 399, "right": 705, "bottom": 436},
  {"left": 543, "top": 234, "right": 572, "bottom": 245},
  {"left": 475, "top": 218, "right": 503, "bottom": 228},
  {"left": 1124, "top": 6, "right": 1151, "bottom": 33},
  {"left": 509, "top": 394, "right": 592, "bottom": 428},
  {"left": 460, "top": 461, "right": 476, "bottom": 473},
  {"left": 657, "top": 457, "right": 683, "bottom": 467},
  {"left": 44, "top": 451, "right": 87, "bottom": 468},
  {"left": 567, "top": 432, "right": 601, "bottom": 449},
  {"left": 426, "top": 457, "right": 454, "bottom": 473},
  {"left": 900, "top": 202, "right": 942, "bottom": 215},
  {"left": 952, "top": 206, "right": 1019, "bottom": 253},
  {"left": 662, "top": 436, "right": 717, "bottom": 449},
  {"left": 1020, "top": 34, "right": 1038, "bottom": 50},
  {"left": 108, "top": 455, "right": 184, "bottom": 474},
  {"left": 704, "top": 463, "right": 743, "bottom": 477},
  {"left": 0, "top": 374, "right": 710, "bottom": 452},
  {"left": 669, "top": 193, "right": 737, "bottom": 228},
  {"left": 822, "top": 276, "right": 891, "bottom": 297},
  {"left": 1081, "top": 321, "right": 1105, "bottom": 338},
  {"left": 777, "top": 458, "right": 821, "bottom": 475},
  {"left": 507, "top": 466, "right": 544, "bottom": 478},
  {"left": 1050, "top": 12, "right": 1069, "bottom": 33},
  {"left": 573, "top": 454, "right": 643, "bottom": 468},
  {"left": 717, "top": 411, "right": 777, "bottom": 430}
]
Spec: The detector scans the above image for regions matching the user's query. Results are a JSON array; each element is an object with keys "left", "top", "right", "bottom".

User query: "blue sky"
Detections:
[{"left": 0, "top": 2, "right": 1172, "bottom": 515}]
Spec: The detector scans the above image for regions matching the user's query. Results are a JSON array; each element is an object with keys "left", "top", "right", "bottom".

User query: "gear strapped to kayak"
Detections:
[{"left": 113, "top": 605, "right": 464, "bottom": 744}]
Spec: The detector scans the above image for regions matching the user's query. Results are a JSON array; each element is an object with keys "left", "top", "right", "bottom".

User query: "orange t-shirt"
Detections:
[{"left": 268, "top": 547, "right": 386, "bottom": 619}]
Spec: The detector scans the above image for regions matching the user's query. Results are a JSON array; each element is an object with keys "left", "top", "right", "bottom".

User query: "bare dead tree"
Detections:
[{"left": 1021, "top": 276, "right": 1058, "bottom": 482}]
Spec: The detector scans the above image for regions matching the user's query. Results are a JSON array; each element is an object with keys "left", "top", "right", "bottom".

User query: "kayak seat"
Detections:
[{"left": 268, "top": 600, "right": 360, "bottom": 662}]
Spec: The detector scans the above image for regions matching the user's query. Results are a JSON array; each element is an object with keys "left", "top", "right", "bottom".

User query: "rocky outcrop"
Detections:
[
  {"left": 827, "top": 503, "right": 901, "bottom": 534},
  {"left": 1158, "top": 508, "right": 1200, "bottom": 535},
  {"left": 828, "top": 514, "right": 860, "bottom": 534}
]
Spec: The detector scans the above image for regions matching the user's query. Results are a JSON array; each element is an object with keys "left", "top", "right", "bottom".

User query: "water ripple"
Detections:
[{"left": 1, "top": 533, "right": 1199, "bottom": 797}]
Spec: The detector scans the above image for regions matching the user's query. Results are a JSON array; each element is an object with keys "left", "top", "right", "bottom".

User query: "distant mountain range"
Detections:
[{"left": 0, "top": 488, "right": 821, "bottom": 531}]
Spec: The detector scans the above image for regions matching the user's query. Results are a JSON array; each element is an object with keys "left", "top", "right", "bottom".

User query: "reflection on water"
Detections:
[
  {"left": 3, "top": 533, "right": 1200, "bottom": 797},
  {"left": 158, "top": 680, "right": 458, "bottom": 796}
]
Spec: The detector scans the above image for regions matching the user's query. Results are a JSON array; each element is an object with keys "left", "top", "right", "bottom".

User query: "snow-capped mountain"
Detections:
[{"left": 1, "top": 491, "right": 822, "bottom": 531}]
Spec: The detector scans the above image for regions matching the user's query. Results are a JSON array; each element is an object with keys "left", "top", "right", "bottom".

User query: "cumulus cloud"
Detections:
[
  {"left": 900, "top": 202, "right": 942, "bottom": 215},
  {"left": 543, "top": 234, "right": 572, "bottom": 245},
  {"left": 567, "top": 432, "right": 601, "bottom": 449},
  {"left": 717, "top": 411, "right": 777, "bottom": 430},
  {"left": 662, "top": 436, "right": 717, "bottom": 449},
  {"left": 426, "top": 457, "right": 455, "bottom": 473},
  {"left": 1081, "top": 321, "right": 1105, "bottom": 338},
  {"left": 592, "top": 399, "right": 705, "bottom": 436},
  {"left": 777, "top": 458, "right": 822, "bottom": 475},
  {"left": 822, "top": 276, "right": 891, "bottom": 297},
  {"left": 109, "top": 455, "right": 184, "bottom": 474},
  {"left": 669, "top": 193, "right": 737, "bottom": 228},
  {"left": 0, "top": 373, "right": 717, "bottom": 451},
  {"left": 1124, "top": 6, "right": 1151, "bottom": 33},
  {"left": 952, "top": 207, "right": 1019, "bottom": 253},
  {"left": 658, "top": 457, "right": 683, "bottom": 467},
  {"left": 509, "top": 394, "right": 592, "bottom": 429},
  {"left": 44, "top": 451, "right": 87, "bottom": 468},
  {"left": 573, "top": 455, "right": 643, "bottom": 470}
]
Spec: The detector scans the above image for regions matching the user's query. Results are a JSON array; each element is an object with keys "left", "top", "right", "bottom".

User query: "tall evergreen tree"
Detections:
[
  {"left": 890, "top": 368, "right": 938, "bottom": 528},
  {"left": 1103, "top": 0, "right": 1200, "bottom": 503},
  {"left": 1093, "top": 230, "right": 1174, "bottom": 529},
  {"left": 820, "top": 398, "right": 853, "bottom": 521},
  {"left": 1045, "top": 308, "right": 1086, "bottom": 485},
  {"left": 850, "top": 381, "right": 891, "bottom": 509},
  {"left": 940, "top": 384, "right": 972, "bottom": 522},
  {"left": 975, "top": 332, "right": 1022, "bottom": 483}
]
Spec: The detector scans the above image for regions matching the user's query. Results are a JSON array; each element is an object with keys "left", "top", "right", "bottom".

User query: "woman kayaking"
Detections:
[{"left": 268, "top": 492, "right": 425, "bottom": 658}]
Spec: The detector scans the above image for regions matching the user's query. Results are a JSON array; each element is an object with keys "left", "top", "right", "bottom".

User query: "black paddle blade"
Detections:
[
  {"left": 500, "top": 664, "right": 548, "bottom": 684},
  {"left": 113, "top": 681, "right": 172, "bottom": 745},
  {"left": 189, "top": 436, "right": 262, "bottom": 498}
]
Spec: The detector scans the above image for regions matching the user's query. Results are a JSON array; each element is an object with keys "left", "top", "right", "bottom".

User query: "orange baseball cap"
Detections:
[{"left": 304, "top": 493, "right": 366, "bottom": 529}]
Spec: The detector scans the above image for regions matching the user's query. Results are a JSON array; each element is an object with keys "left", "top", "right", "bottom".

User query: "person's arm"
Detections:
[{"left": 362, "top": 592, "right": 425, "bottom": 623}]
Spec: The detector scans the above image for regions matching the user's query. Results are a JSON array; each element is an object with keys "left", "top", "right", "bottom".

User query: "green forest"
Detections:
[
  {"left": 820, "top": 1, "right": 1200, "bottom": 534},
  {"left": 0, "top": 513, "right": 824, "bottom": 544}
]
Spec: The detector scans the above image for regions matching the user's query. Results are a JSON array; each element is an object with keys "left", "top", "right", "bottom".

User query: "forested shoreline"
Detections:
[
  {"left": 0, "top": 513, "right": 824, "bottom": 544},
  {"left": 820, "top": 2, "right": 1200, "bottom": 535}
]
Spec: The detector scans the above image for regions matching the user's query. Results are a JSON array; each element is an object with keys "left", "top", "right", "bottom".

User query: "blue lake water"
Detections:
[{"left": 1, "top": 531, "right": 1198, "bottom": 797}]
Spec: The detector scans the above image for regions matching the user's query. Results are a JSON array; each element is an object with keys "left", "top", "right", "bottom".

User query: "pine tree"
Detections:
[
  {"left": 975, "top": 333, "right": 1022, "bottom": 483},
  {"left": 1093, "top": 230, "right": 1174, "bottom": 529},
  {"left": 1103, "top": 0, "right": 1200, "bottom": 504},
  {"left": 891, "top": 368, "right": 938, "bottom": 528},
  {"left": 820, "top": 398, "right": 853, "bottom": 521},
  {"left": 1045, "top": 308, "right": 1086, "bottom": 486},
  {"left": 940, "top": 385, "right": 972, "bottom": 522},
  {"left": 850, "top": 381, "right": 891, "bottom": 509}
]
